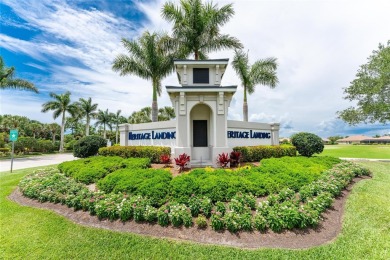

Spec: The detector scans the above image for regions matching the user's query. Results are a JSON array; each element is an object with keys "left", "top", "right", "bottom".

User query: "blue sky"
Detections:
[{"left": 0, "top": 0, "right": 389, "bottom": 137}]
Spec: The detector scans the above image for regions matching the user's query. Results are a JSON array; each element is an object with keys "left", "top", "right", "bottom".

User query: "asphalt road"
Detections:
[{"left": 0, "top": 153, "right": 77, "bottom": 172}]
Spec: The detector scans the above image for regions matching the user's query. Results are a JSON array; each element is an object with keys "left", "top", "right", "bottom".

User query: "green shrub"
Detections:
[
  {"left": 65, "top": 139, "right": 77, "bottom": 151},
  {"left": 168, "top": 203, "right": 192, "bottom": 227},
  {"left": 99, "top": 146, "right": 171, "bottom": 163},
  {"left": 0, "top": 147, "right": 10, "bottom": 153},
  {"left": 14, "top": 137, "right": 38, "bottom": 153},
  {"left": 97, "top": 168, "right": 172, "bottom": 206},
  {"left": 210, "top": 212, "right": 225, "bottom": 231},
  {"left": 19, "top": 161, "right": 371, "bottom": 232},
  {"left": 233, "top": 145, "right": 296, "bottom": 162},
  {"left": 157, "top": 205, "right": 170, "bottom": 226},
  {"left": 58, "top": 156, "right": 150, "bottom": 184},
  {"left": 73, "top": 136, "right": 107, "bottom": 158},
  {"left": 291, "top": 132, "right": 324, "bottom": 157},
  {"left": 196, "top": 215, "right": 207, "bottom": 228},
  {"left": 36, "top": 140, "right": 57, "bottom": 153},
  {"left": 169, "top": 156, "right": 340, "bottom": 202}
]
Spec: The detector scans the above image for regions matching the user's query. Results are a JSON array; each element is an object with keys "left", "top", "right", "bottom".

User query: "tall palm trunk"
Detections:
[
  {"left": 194, "top": 51, "right": 199, "bottom": 60},
  {"left": 86, "top": 116, "right": 90, "bottom": 136},
  {"left": 152, "top": 80, "right": 158, "bottom": 122},
  {"left": 243, "top": 86, "right": 248, "bottom": 122},
  {"left": 52, "top": 132, "right": 55, "bottom": 143},
  {"left": 103, "top": 123, "right": 107, "bottom": 139},
  {"left": 60, "top": 112, "right": 65, "bottom": 152},
  {"left": 116, "top": 126, "right": 119, "bottom": 144}
]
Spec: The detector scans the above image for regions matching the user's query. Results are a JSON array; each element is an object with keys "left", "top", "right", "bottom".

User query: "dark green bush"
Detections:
[
  {"left": 98, "top": 146, "right": 171, "bottom": 163},
  {"left": 14, "top": 137, "right": 38, "bottom": 153},
  {"left": 58, "top": 156, "right": 150, "bottom": 184},
  {"left": 36, "top": 140, "right": 57, "bottom": 153},
  {"left": 0, "top": 147, "right": 10, "bottom": 152},
  {"left": 73, "top": 136, "right": 107, "bottom": 158},
  {"left": 291, "top": 132, "right": 324, "bottom": 157},
  {"left": 97, "top": 168, "right": 172, "bottom": 206},
  {"left": 233, "top": 145, "right": 296, "bottom": 162},
  {"left": 65, "top": 139, "right": 77, "bottom": 151},
  {"left": 169, "top": 156, "right": 341, "bottom": 203}
]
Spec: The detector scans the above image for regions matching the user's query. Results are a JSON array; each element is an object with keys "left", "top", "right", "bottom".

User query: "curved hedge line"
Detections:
[
  {"left": 58, "top": 156, "right": 150, "bottom": 184},
  {"left": 98, "top": 146, "right": 171, "bottom": 163},
  {"left": 233, "top": 145, "right": 297, "bottom": 162},
  {"left": 19, "top": 161, "right": 371, "bottom": 233},
  {"left": 170, "top": 156, "right": 341, "bottom": 203}
]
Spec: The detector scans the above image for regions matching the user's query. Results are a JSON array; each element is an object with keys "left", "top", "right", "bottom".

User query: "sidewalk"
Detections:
[
  {"left": 340, "top": 157, "right": 390, "bottom": 162},
  {"left": 0, "top": 153, "right": 77, "bottom": 172}
]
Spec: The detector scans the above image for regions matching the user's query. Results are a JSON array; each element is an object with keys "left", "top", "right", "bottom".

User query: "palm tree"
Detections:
[
  {"left": 95, "top": 109, "right": 112, "bottom": 139},
  {"left": 111, "top": 110, "right": 127, "bottom": 144},
  {"left": 128, "top": 107, "right": 152, "bottom": 124},
  {"left": 232, "top": 49, "right": 278, "bottom": 122},
  {"left": 77, "top": 97, "right": 98, "bottom": 136},
  {"left": 158, "top": 106, "right": 176, "bottom": 121},
  {"left": 2, "top": 115, "right": 29, "bottom": 135},
  {"left": 112, "top": 31, "right": 174, "bottom": 122},
  {"left": 0, "top": 57, "right": 38, "bottom": 93},
  {"left": 162, "top": 0, "right": 242, "bottom": 60},
  {"left": 29, "top": 122, "right": 42, "bottom": 139},
  {"left": 41, "top": 92, "right": 78, "bottom": 152},
  {"left": 47, "top": 123, "right": 61, "bottom": 143}
]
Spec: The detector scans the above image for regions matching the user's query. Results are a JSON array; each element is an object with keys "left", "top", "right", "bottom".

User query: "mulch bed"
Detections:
[{"left": 8, "top": 176, "right": 370, "bottom": 249}]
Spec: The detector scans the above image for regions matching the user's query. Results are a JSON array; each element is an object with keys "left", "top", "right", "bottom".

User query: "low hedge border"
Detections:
[
  {"left": 19, "top": 161, "right": 370, "bottom": 233},
  {"left": 233, "top": 145, "right": 297, "bottom": 162},
  {"left": 99, "top": 146, "right": 171, "bottom": 163},
  {"left": 58, "top": 156, "right": 151, "bottom": 184}
]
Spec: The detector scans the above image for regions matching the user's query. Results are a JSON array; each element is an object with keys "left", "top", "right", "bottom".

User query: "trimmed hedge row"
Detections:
[
  {"left": 233, "top": 145, "right": 297, "bottom": 162},
  {"left": 170, "top": 156, "right": 341, "bottom": 203},
  {"left": 19, "top": 161, "right": 371, "bottom": 232},
  {"left": 98, "top": 146, "right": 171, "bottom": 163},
  {"left": 58, "top": 156, "right": 150, "bottom": 184},
  {"left": 97, "top": 168, "right": 172, "bottom": 206},
  {"left": 13, "top": 137, "right": 60, "bottom": 153}
]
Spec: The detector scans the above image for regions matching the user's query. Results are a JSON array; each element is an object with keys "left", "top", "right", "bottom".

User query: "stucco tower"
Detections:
[{"left": 167, "top": 59, "right": 237, "bottom": 167}]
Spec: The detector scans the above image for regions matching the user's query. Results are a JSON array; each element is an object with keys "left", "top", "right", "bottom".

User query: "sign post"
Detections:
[{"left": 10, "top": 129, "right": 18, "bottom": 173}]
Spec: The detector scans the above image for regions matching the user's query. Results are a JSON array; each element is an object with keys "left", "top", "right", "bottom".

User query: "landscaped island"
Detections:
[{"left": 18, "top": 153, "right": 370, "bottom": 234}]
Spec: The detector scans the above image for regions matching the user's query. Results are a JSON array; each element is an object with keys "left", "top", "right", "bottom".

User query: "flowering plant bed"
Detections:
[{"left": 18, "top": 159, "right": 370, "bottom": 233}]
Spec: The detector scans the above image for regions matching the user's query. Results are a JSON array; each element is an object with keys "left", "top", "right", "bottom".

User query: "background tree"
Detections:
[
  {"left": 0, "top": 56, "right": 38, "bottom": 93},
  {"left": 111, "top": 110, "right": 127, "bottom": 144},
  {"left": 232, "top": 49, "right": 278, "bottom": 122},
  {"left": 47, "top": 123, "right": 61, "bottom": 143},
  {"left": 338, "top": 41, "right": 390, "bottom": 124},
  {"left": 158, "top": 106, "right": 176, "bottom": 121},
  {"left": 28, "top": 122, "right": 42, "bottom": 139},
  {"left": 328, "top": 135, "right": 344, "bottom": 145},
  {"left": 2, "top": 115, "right": 29, "bottom": 135},
  {"left": 162, "top": 0, "right": 242, "bottom": 60},
  {"left": 112, "top": 31, "right": 174, "bottom": 122},
  {"left": 42, "top": 92, "right": 78, "bottom": 152},
  {"left": 95, "top": 109, "right": 112, "bottom": 139},
  {"left": 77, "top": 97, "right": 98, "bottom": 136},
  {"left": 128, "top": 107, "right": 152, "bottom": 124}
]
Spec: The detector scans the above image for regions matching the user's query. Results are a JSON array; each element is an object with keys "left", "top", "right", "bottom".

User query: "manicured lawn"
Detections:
[
  {"left": 1, "top": 162, "right": 389, "bottom": 259},
  {"left": 321, "top": 145, "right": 390, "bottom": 159}
]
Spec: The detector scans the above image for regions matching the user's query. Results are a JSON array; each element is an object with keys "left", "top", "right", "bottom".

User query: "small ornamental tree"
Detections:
[
  {"left": 230, "top": 151, "right": 241, "bottom": 167},
  {"left": 217, "top": 153, "right": 230, "bottom": 168},
  {"left": 160, "top": 154, "right": 171, "bottom": 167},
  {"left": 174, "top": 153, "right": 190, "bottom": 172},
  {"left": 291, "top": 132, "right": 324, "bottom": 157}
]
